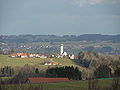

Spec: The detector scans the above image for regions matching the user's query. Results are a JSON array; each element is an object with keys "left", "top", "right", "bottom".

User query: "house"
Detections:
[
  {"left": 26, "top": 77, "right": 69, "bottom": 83},
  {"left": 44, "top": 61, "right": 52, "bottom": 65},
  {"left": 62, "top": 52, "right": 67, "bottom": 56},
  {"left": 29, "top": 54, "right": 36, "bottom": 57},
  {"left": 50, "top": 54, "right": 58, "bottom": 58},
  {"left": 44, "top": 61, "right": 59, "bottom": 65},
  {"left": 43, "top": 59, "right": 61, "bottom": 65},
  {"left": 39, "top": 54, "right": 47, "bottom": 58},
  {"left": 69, "top": 54, "right": 75, "bottom": 59},
  {"left": 11, "top": 53, "right": 18, "bottom": 57},
  {"left": 10, "top": 53, "right": 28, "bottom": 58},
  {"left": 20, "top": 53, "right": 28, "bottom": 58},
  {"left": 33, "top": 54, "right": 47, "bottom": 58}
]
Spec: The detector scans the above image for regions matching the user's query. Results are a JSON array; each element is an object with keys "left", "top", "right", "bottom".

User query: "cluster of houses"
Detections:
[
  {"left": 10, "top": 44, "right": 75, "bottom": 59},
  {"left": 10, "top": 53, "right": 75, "bottom": 59},
  {"left": 10, "top": 53, "right": 47, "bottom": 58},
  {"left": 50, "top": 53, "right": 75, "bottom": 59}
]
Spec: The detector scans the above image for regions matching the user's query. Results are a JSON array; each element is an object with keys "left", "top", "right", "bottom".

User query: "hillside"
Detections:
[
  {"left": 0, "top": 54, "right": 84, "bottom": 70},
  {"left": 77, "top": 51, "right": 120, "bottom": 69},
  {"left": 0, "top": 34, "right": 120, "bottom": 43}
]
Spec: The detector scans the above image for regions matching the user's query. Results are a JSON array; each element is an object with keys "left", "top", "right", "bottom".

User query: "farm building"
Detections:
[
  {"left": 44, "top": 61, "right": 59, "bottom": 65},
  {"left": 10, "top": 53, "right": 28, "bottom": 58},
  {"left": 26, "top": 77, "right": 69, "bottom": 83}
]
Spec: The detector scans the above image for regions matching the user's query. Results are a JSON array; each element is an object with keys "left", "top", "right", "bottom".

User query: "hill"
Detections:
[
  {"left": 0, "top": 34, "right": 120, "bottom": 43},
  {"left": 0, "top": 54, "right": 84, "bottom": 70}
]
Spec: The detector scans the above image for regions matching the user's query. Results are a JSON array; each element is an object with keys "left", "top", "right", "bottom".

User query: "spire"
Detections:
[{"left": 60, "top": 44, "right": 64, "bottom": 55}]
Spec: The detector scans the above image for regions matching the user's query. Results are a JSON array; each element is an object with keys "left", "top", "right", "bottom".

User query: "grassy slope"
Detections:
[
  {"left": 0, "top": 54, "right": 47, "bottom": 67},
  {"left": 0, "top": 54, "right": 84, "bottom": 70}
]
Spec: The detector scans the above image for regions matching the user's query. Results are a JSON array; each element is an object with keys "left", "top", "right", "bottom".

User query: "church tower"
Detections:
[{"left": 60, "top": 44, "right": 64, "bottom": 55}]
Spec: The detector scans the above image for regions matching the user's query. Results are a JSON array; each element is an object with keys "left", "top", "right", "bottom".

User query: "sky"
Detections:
[{"left": 0, "top": 0, "right": 120, "bottom": 35}]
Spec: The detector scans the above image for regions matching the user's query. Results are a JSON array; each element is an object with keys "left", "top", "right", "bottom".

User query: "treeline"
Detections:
[
  {"left": 0, "top": 66, "right": 14, "bottom": 77},
  {"left": 0, "top": 64, "right": 45, "bottom": 84},
  {"left": 0, "top": 65, "right": 120, "bottom": 84},
  {"left": 46, "top": 66, "right": 82, "bottom": 80},
  {"left": 94, "top": 65, "right": 120, "bottom": 78},
  {"left": 77, "top": 51, "right": 120, "bottom": 69},
  {"left": 77, "top": 51, "right": 120, "bottom": 79},
  {"left": 0, "top": 34, "right": 120, "bottom": 43},
  {"left": 0, "top": 66, "right": 82, "bottom": 84}
]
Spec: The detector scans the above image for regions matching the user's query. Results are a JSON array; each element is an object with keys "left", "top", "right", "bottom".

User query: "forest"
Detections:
[{"left": 0, "top": 34, "right": 120, "bottom": 43}]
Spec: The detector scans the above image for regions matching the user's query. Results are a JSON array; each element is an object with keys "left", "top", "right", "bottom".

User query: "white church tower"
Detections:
[{"left": 60, "top": 44, "right": 64, "bottom": 55}]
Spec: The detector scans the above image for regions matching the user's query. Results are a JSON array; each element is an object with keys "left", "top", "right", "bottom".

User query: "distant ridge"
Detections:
[{"left": 0, "top": 34, "right": 120, "bottom": 43}]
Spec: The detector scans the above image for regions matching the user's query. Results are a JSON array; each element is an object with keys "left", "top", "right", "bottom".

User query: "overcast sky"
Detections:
[{"left": 0, "top": 0, "right": 120, "bottom": 35}]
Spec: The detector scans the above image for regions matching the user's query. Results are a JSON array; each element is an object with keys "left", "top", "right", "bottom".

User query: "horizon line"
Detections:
[{"left": 0, "top": 33, "right": 120, "bottom": 36}]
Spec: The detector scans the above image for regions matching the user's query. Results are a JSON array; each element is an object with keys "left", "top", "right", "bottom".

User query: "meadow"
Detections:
[
  {"left": 0, "top": 54, "right": 82, "bottom": 69},
  {"left": 0, "top": 79, "right": 114, "bottom": 90}
]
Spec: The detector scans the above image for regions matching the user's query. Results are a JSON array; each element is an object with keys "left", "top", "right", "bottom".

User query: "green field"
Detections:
[
  {"left": 0, "top": 54, "right": 83, "bottom": 69},
  {"left": 0, "top": 79, "right": 114, "bottom": 90}
]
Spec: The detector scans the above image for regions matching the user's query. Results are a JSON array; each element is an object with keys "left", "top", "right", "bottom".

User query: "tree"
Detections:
[
  {"left": 77, "top": 51, "right": 99, "bottom": 68},
  {"left": 114, "top": 68, "right": 120, "bottom": 77},
  {"left": 94, "top": 65, "right": 112, "bottom": 78},
  {"left": 1, "top": 66, "right": 14, "bottom": 76},
  {"left": 35, "top": 68, "right": 39, "bottom": 74}
]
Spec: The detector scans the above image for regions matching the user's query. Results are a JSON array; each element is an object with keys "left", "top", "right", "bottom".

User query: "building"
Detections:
[
  {"left": 60, "top": 44, "right": 64, "bottom": 55},
  {"left": 69, "top": 54, "right": 75, "bottom": 59},
  {"left": 44, "top": 61, "right": 60, "bottom": 65},
  {"left": 59, "top": 44, "right": 75, "bottom": 59},
  {"left": 29, "top": 54, "right": 36, "bottom": 57},
  {"left": 62, "top": 52, "right": 67, "bottom": 56},
  {"left": 39, "top": 54, "right": 47, "bottom": 58},
  {"left": 60, "top": 44, "right": 68, "bottom": 57},
  {"left": 10, "top": 53, "right": 17, "bottom": 57},
  {"left": 26, "top": 77, "right": 69, "bottom": 83},
  {"left": 10, "top": 53, "right": 28, "bottom": 58},
  {"left": 29, "top": 54, "right": 47, "bottom": 58}
]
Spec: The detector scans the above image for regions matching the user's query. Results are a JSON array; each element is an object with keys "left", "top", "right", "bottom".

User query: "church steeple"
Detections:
[{"left": 60, "top": 44, "right": 64, "bottom": 55}]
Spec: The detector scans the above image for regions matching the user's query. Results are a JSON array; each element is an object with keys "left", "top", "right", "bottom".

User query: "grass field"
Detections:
[
  {"left": 0, "top": 79, "right": 113, "bottom": 90},
  {"left": 0, "top": 54, "right": 83, "bottom": 69}
]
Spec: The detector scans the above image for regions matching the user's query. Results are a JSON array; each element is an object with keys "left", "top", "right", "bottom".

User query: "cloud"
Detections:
[
  {"left": 78, "top": 0, "right": 103, "bottom": 6},
  {"left": 74, "top": 0, "right": 120, "bottom": 7}
]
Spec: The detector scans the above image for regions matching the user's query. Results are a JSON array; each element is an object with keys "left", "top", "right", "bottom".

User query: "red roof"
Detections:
[
  {"left": 11, "top": 53, "right": 28, "bottom": 56},
  {"left": 11, "top": 53, "right": 18, "bottom": 56},
  {"left": 27, "top": 77, "right": 69, "bottom": 83}
]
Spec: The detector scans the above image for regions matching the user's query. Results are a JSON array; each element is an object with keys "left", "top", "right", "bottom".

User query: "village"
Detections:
[{"left": 10, "top": 44, "right": 75, "bottom": 66}]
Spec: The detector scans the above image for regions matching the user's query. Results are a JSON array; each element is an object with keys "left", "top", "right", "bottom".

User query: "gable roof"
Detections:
[
  {"left": 11, "top": 53, "right": 17, "bottom": 56},
  {"left": 11, "top": 53, "right": 28, "bottom": 56},
  {"left": 27, "top": 77, "right": 69, "bottom": 83}
]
